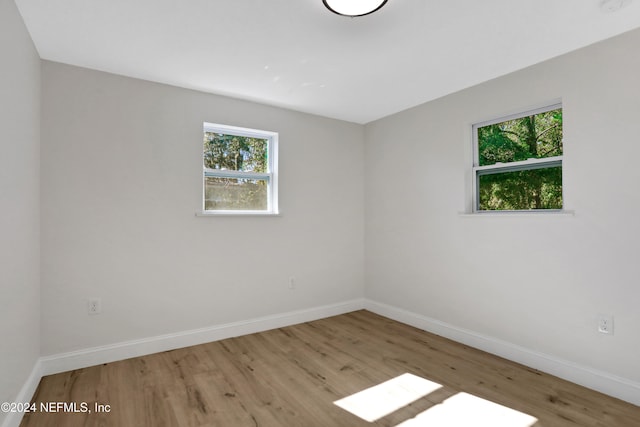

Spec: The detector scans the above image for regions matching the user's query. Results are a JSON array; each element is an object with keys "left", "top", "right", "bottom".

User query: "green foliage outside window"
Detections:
[
  {"left": 204, "top": 132, "right": 268, "bottom": 172},
  {"left": 203, "top": 132, "right": 269, "bottom": 210},
  {"left": 477, "top": 108, "right": 563, "bottom": 210}
]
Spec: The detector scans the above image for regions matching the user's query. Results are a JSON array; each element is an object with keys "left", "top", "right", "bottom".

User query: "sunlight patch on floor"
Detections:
[
  {"left": 395, "top": 392, "right": 538, "bottom": 427},
  {"left": 333, "top": 373, "right": 443, "bottom": 422}
]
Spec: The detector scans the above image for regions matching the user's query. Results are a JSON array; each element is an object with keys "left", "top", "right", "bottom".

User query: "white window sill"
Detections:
[
  {"left": 458, "top": 210, "right": 575, "bottom": 218},
  {"left": 195, "top": 210, "right": 281, "bottom": 217}
]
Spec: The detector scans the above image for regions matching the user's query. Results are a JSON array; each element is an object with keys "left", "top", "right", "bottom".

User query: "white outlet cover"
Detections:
[
  {"left": 88, "top": 298, "right": 102, "bottom": 315},
  {"left": 600, "top": 0, "right": 632, "bottom": 13},
  {"left": 597, "top": 314, "right": 614, "bottom": 334}
]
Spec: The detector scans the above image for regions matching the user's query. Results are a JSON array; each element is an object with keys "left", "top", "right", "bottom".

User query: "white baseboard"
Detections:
[
  {"left": 40, "top": 298, "right": 367, "bottom": 376},
  {"left": 364, "top": 299, "right": 640, "bottom": 407},
  {"left": 6, "top": 296, "right": 637, "bottom": 427},
  {"left": 1, "top": 361, "right": 43, "bottom": 427},
  {"left": 4, "top": 299, "right": 365, "bottom": 427}
]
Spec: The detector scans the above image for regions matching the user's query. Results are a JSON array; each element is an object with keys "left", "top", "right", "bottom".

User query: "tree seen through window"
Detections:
[{"left": 476, "top": 107, "right": 563, "bottom": 211}]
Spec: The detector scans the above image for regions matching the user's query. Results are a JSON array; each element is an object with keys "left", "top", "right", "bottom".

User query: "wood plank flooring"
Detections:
[{"left": 20, "top": 310, "right": 640, "bottom": 426}]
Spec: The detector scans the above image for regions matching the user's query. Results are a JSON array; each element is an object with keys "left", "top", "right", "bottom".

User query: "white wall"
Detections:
[
  {"left": 7, "top": 6, "right": 640, "bottom": 411},
  {"left": 365, "top": 27, "right": 640, "bottom": 387},
  {"left": 40, "top": 62, "right": 365, "bottom": 355},
  {"left": 0, "top": 0, "right": 41, "bottom": 423}
]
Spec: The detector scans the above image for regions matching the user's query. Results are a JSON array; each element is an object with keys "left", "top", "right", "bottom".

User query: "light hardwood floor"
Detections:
[{"left": 21, "top": 310, "right": 640, "bottom": 426}]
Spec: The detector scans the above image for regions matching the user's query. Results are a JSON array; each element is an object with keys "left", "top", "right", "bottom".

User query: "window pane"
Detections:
[
  {"left": 204, "top": 177, "right": 268, "bottom": 211},
  {"left": 203, "top": 132, "right": 268, "bottom": 172},
  {"left": 477, "top": 108, "right": 562, "bottom": 166},
  {"left": 478, "top": 167, "right": 562, "bottom": 210}
]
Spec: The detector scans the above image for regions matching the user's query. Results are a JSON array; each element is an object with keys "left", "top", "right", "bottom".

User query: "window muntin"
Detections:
[
  {"left": 472, "top": 104, "right": 563, "bottom": 211},
  {"left": 203, "top": 123, "right": 278, "bottom": 214}
]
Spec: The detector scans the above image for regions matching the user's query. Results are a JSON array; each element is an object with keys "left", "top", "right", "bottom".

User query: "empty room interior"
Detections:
[{"left": 2, "top": 0, "right": 640, "bottom": 426}]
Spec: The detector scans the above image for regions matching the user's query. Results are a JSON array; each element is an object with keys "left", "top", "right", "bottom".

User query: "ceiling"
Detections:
[{"left": 15, "top": 0, "right": 640, "bottom": 124}]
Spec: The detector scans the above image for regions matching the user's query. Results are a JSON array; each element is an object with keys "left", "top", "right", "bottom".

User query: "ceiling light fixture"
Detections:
[{"left": 323, "top": 0, "right": 388, "bottom": 17}]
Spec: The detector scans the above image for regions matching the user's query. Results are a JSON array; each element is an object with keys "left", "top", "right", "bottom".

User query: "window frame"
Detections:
[
  {"left": 471, "top": 102, "right": 563, "bottom": 213},
  {"left": 202, "top": 122, "right": 279, "bottom": 215}
]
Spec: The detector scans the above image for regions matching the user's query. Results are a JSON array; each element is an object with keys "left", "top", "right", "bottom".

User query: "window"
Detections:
[
  {"left": 203, "top": 123, "right": 278, "bottom": 214},
  {"left": 472, "top": 103, "right": 563, "bottom": 212}
]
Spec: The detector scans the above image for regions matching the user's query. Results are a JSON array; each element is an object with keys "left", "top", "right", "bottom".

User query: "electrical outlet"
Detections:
[
  {"left": 597, "top": 314, "right": 613, "bottom": 335},
  {"left": 600, "top": 0, "right": 632, "bottom": 13},
  {"left": 88, "top": 298, "right": 102, "bottom": 315}
]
